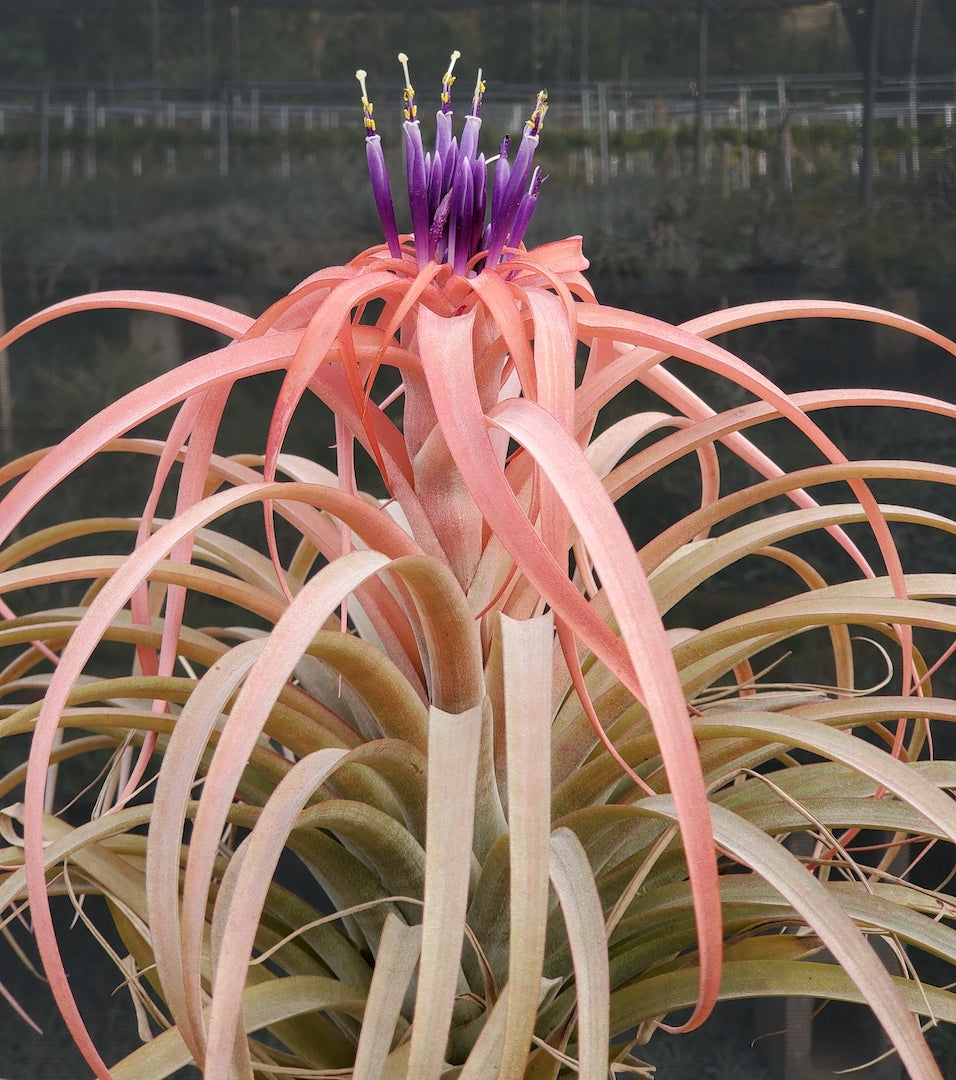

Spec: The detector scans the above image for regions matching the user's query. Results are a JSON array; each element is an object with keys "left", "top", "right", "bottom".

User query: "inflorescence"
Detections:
[{"left": 357, "top": 53, "right": 548, "bottom": 275}]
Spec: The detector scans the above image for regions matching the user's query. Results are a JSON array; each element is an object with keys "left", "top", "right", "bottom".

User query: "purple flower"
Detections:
[
  {"left": 483, "top": 90, "right": 548, "bottom": 267},
  {"left": 356, "top": 70, "right": 402, "bottom": 259},
  {"left": 357, "top": 54, "right": 548, "bottom": 275}
]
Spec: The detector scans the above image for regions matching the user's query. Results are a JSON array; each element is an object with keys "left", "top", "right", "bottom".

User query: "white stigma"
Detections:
[{"left": 398, "top": 52, "right": 412, "bottom": 91}]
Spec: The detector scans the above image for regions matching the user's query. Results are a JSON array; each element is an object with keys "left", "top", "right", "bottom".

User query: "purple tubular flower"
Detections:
[
  {"left": 429, "top": 190, "right": 453, "bottom": 262},
  {"left": 450, "top": 157, "right": 475, "bottom": 277},
  {"left": 459, "top": 114, "right": 481, "bottom": 166},
  {"left": 358, "top": 55, "right": 547, "bottom": 275},
  {"left": 435, "top": 51, "right": 459, "bottom": 158},
  {"left": 428, "top": 149, "right": 444, "bottom": 218},
  {"left": 403, "top": 119, "right": 431, "bottom": 269},
  {"left": 440, "top": 138, "right": 458, "bottom": 198},
  {"left": 485, "top": 90, "right": 548, "bottom": 267},
  {"left": 489, "top": 137, "right": 511, "bottom": 227},
  {"left": 356, "top": 70, "right": 402, "bottom": 258},
  {"left": 459, "top": 71, "right": 484, "bottom": 162},
  {"left": 506, "top": 167, "right": 547, "bottom": 254},
  {"left": 429, "top": 190, "right": 453, "bottom": 263},
  {"left": 470, "top": 157, "right": 487, "bottom": 259},
  {"left": 397, "top": 54, "right": 433, "bottom": 269},
  {"left": 434, "top": 110, "right": 453, "bottom": 162},
  {"left": 366, "top": 136, "right": 402, "bottom": 257}
]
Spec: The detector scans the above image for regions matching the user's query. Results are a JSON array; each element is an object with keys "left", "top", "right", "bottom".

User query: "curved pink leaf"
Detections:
[
  {"left": 0, "top": 290, "right": 253, "bottom": 354},
  {"left": 0, "top": 329, "right": 305, "bottom": 551},
  {"left": 574, "top": 303, "right": 919, "bottom": 690},
  {"left": 416, "top": 304, "right": 722, "bottom": 1030},
  {"left": 20, "top": 482, "right": 423, "bottom": 1078}
]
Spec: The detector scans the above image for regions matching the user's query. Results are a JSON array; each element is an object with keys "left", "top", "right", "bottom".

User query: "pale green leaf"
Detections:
[
  {"left": 405, "top": 703, "right": 483, "bottom": 1080},
  {"left": 499, "top": 612, "right": 554, "bottom": 1079},
  {"left": 549, "top": 826, "right": 610, "bottom": 1080},
  {"left": 352, "top": 915, "right": 422, "bottom": 1080},
  {"left": 106, "top": 975, "right": 365, "bottom": 1080}
]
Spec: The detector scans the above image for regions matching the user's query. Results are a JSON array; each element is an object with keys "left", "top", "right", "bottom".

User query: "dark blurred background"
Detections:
[{"left": 0, "top": 3, "right": 955, "bottom": 1078}]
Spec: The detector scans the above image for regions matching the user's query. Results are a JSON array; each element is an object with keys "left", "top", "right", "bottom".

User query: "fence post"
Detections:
[
  {"left": 581, "top": 85, "right": 594, "bottom": 185},
  {"left": 778, "top": 76, "right": 792, "bottom": 194},
  {"left": 908, "top": 0, "right": 923, "bottom": 178},
  {"left": 39, "top": 87, "right": 50, "bottom": 188},
  {"left": 738, "top": 85, "right": 750, "bottom": 190},
  {"left": 859, "top": 0, "right": 881, "bottom": 208},
  {"left": 219, "top": 92, "right": 229, "bottom": 177},
  {"left": 85, "top": 88, "right": 97, "bottom": 180},
  {"left": 696, "top": 0, "right": 708, "bottom": 181},
  {"left": 597, "top": 81, "right": 610, "bottom": 184}
]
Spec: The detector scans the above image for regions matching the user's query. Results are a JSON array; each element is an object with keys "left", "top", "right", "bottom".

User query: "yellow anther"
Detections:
[
  {"left": 441, "top": 50, "right": 461, "bottom": 105},
  {"left": 527, "top": 89, "right": 549, "bottom": 136}
]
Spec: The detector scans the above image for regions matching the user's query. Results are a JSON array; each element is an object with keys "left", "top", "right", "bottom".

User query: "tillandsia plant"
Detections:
[{"left": 1, "top": 49, "right": 956, "bottom": 1080}]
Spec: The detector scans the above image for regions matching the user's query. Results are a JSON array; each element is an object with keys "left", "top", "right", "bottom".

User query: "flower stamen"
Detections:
[
  {"left": 470, "top": 69, "right": 485, "bottom": 118},
  {"left": 526, "top": 90, "right": 548, "bottom": 137},
  {"left": 355, "top": 69, "right": 375, "bottom": 134},
  {"left": 398, "top": 52, "right": 417, "bottom": 122},
  {"left": 441, "top": 50, "right": 461, "bottom": 113}
]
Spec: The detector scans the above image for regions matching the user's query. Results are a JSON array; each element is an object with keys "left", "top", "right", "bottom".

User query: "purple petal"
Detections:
[
  {"left": 451, "top": 157, "right": 474, "bottom": 276},
  {"left": 470, "top": 156, "right": 487, "bottom": 258},
  {"left": 441, "top": 137, "right": 459, "bottom": 198},
  {"left": 403, "top": 121, "right": 430, "bottom": 268},
  {"left": 428, "top": 149, "right": 444, "bottom": 218},
  {"left": 429, "top": 190, "right": 453, "bottom": 263},
  {"left": 486, "top": 122, "right": 543, "bottom": 266},
  {"left": 434, "top": 108, "right": 453, "bottom": 162},
  {"left": 365, "top": 134, "right": 402, "bottom": 257},
  {"left": 460, "top": 113, "right": 481, "bottom": 165},
  {"left": 506, "top": 167, "right": 546, "bottom": 254}
]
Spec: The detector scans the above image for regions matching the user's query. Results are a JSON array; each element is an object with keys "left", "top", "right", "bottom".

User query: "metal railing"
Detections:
[{"left": 2, "top": 73, "right": 954, "bottom": 188}]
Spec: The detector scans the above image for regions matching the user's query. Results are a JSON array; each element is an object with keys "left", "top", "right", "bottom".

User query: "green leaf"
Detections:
[
  {"left": 498, "top": 612, "right": 554, "bottom": 1079},
  {"left": 106, "top": 975, "right": 366, "bottom": 1080},
  {"left": 405, "top": 702, "right": 483, "bottom": 1080},
  {"left": 352, "top": 914, "right": 422, "bottom": 1080},
  {"left": 549, "top": 826, "right": 610, "bottom": 1080}
]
